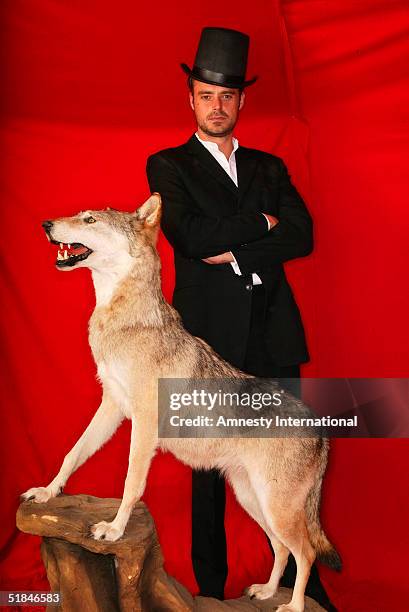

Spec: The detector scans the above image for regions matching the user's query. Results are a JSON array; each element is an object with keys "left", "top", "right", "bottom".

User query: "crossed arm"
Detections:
[
  {"left": 146, "top": 153, "right": 313, "bottom": 273},
  {"left": 202, "top": 212, "right": 278, "bottom": 265}
]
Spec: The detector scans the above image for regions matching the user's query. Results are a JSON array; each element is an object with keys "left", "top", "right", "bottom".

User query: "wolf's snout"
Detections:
[
  {"left": 42, "top": 217, "right": 93, "bottom": 268},
  {"left": 42, "top": 220, "right": 53, "bottom": 231}
]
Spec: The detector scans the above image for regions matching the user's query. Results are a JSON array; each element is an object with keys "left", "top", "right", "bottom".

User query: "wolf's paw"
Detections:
[
  {"left": 20, "top": 486, "right": 57, "bottom": 503},
  {"left": 90, "top": 520, "right": 124, "bottom": 542},
  {"left": 245, "top": 583, "right": 277, "bottom": 600}
]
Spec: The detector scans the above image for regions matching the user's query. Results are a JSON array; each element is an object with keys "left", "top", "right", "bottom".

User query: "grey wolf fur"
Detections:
[{"left": 22, "top": 195, "right": 341, "bottom": 612}]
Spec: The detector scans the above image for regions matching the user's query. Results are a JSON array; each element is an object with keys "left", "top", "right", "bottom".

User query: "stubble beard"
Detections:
[{"left": 198, "top": 116, "right": 236, "bottom": 138}]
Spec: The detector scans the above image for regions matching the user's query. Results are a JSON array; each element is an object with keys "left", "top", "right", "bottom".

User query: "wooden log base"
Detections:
[{"left": 16, "top": 494, "right": 324, "bottom": 611}]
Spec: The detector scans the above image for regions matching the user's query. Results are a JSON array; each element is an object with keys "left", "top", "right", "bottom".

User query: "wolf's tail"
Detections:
[{"left": 305, "top": 440, "right": 342, "bottom": 572}]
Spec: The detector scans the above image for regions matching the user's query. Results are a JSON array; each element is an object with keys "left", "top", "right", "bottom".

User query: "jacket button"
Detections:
[{"left": 245, "top": 283, "right": 253, "bottom": 291}]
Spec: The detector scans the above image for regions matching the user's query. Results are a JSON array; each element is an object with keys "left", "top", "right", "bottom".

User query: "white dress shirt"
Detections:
[{"left": 195, "top": 132, "right": 267, "bottom": 285}]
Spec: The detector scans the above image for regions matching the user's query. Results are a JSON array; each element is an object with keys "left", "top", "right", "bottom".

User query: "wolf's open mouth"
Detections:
[{"left": 51, "top": 240, "right": 93, "bottom": 267}]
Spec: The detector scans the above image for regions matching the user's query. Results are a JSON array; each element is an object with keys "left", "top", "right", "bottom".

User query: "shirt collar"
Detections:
[{"left": 195, "top": 132, "right": 239, "bottom": 155}]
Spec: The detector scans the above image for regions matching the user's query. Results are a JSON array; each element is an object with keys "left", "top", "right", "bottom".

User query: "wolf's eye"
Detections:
[{"left": 84, "top": 216, "right": 96, "bottom": 224}]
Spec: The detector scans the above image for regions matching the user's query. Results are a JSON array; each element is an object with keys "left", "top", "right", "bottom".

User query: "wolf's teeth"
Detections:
[
  {"left": 68, "top": 244, "right": 71, "bottom": 249},
  {"left": 57, "top": 251, "right": 63, "bottom": 260},
  {"left": 63, "top": 250, "right": 68, "bottom": 260},
  {"left": 60, "top": 243, "right": 63, "bottom": 249}
]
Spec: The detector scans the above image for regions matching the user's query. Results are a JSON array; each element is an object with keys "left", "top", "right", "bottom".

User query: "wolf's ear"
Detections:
[{"left": 135, "top": 193, "right": 162, "bottom": 227}]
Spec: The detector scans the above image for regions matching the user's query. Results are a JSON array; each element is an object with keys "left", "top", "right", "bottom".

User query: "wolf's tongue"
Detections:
[{"left": 69, "top": 245, "right": 88, "bottom": 255}]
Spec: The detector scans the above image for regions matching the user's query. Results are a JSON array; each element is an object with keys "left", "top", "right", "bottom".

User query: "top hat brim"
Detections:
[{"left": 181, "top": 63, "right": 257, "bottom": 89}]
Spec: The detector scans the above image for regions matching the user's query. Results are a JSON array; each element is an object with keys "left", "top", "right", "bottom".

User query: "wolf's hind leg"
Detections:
[
  {"left": 252, "top": 480, "right": 315, "bottom": 612},
  {"left": 246, "top": 532, "right": 290, "bottom": 601},
  {"left": 21, "top": 394, "right": 123, "bottom": 503},
  {"left": 228, "top": 469, "right": 289, "bottom": 601},
  {"left": 273, "top": 519, "right": 314, "bottom": 612},
  {"left": 228, "top": 467, "right": 267, "bottom": 530}
]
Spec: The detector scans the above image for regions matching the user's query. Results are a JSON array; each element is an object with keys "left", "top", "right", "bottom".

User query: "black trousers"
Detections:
[{"left": 191, "top": 285, "right": 335, "bottom": 610}]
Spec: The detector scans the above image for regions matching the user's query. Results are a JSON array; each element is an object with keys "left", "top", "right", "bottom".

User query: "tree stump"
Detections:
[{"left": 16, "top": 494, "right": 324, "bottom": 611}]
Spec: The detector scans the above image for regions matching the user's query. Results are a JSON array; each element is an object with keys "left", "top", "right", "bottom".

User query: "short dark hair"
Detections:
[{"left": 187, "top": 75, "right": 243, "bottom": 95}]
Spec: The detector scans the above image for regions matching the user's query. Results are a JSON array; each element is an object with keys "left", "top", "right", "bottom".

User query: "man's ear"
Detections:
[
  {"left": 189, "top": 90, "right": 194, "bottom": 111},
  {"left": 239, "top": 91, "right": 245, "bottom": 111},
  {"left": 135, "top": 193, "right": 162, "bottom": 227}
]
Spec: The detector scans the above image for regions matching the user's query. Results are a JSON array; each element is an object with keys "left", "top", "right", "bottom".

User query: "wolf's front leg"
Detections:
[
  {"left": 21, "top": 395, "right": 123, "bottom": 503},
  {"left": 91, "top": 415, "right": 157, "bottom": 541}
]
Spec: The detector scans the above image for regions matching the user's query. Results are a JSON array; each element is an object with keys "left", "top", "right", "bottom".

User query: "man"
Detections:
[{"left": 147, "top": 26, "right": 335, "bottom": 610}]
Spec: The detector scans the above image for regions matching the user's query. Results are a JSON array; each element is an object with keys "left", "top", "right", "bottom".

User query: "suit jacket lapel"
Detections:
[
  {"left": 235, "top": 146, "right": 258, "bottom": 204},
  {"left": 185, "top": 134, "right": 238, "bottom": 196}
]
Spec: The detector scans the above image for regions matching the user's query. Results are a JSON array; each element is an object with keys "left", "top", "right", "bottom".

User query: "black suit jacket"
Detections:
[{"left": 146, "top": 134, "right": 313, "bottom": 368}]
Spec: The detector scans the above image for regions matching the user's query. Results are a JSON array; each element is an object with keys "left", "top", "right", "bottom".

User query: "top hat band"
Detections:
[{"left": 190, "top": 66, "right": 244, "bottom": 87}]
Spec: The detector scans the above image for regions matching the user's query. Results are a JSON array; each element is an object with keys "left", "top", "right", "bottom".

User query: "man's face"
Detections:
[{"left": 189, "top": 80, "right": 245, "bottom": 137}]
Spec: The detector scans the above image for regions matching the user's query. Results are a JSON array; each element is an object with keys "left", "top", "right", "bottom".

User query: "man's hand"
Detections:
[
  {"left": 263, "top": 213, "right": 279, "bottom": 229},
  {"left": 202, "top": 252, "right": 235, "bottom": 264}
]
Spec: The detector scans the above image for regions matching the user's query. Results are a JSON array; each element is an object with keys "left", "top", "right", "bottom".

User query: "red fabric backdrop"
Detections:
[{"left": 1, "top": 1, "right": 408, "bottom": 610}]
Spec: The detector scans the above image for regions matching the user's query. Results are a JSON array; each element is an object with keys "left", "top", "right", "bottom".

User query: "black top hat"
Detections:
[{"left": 181, "top": 27, "right": 257, "bottom": 89}]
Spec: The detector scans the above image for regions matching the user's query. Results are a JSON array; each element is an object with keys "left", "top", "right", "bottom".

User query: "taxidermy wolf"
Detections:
[{"left": 22, "top": 194, "right": 341, "bottom": 611}]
